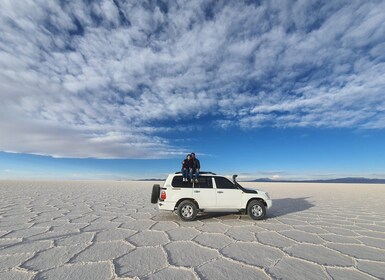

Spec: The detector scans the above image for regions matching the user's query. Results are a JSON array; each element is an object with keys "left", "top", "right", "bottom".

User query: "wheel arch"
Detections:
[
  {"left": 174, "top": 198, "right": 200, "bottom": 210},
  {"left": 246, "top": 198, "right": 267, "bottom": 213}
]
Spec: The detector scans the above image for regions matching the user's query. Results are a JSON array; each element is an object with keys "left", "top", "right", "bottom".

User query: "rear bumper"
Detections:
[{"left": 158, "top": 201, "right": 175, "bottom": 211}]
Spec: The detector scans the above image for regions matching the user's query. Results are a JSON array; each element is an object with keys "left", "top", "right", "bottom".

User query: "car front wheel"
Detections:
[
  {"left": 247, "top": 200, "right": 266, "bottom": 220},
  {"left": 177, "top": 200, "right": 198, "bottom": 221}
]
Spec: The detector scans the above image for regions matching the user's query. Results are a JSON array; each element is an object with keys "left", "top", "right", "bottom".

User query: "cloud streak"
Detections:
[{"left": 1, "top": 0, "right": 384, "bottom": 158}]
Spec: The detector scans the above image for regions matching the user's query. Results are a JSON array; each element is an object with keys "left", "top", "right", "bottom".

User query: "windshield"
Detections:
[{"left": 234, "top": 181, "right": 246, "bottom": 191}]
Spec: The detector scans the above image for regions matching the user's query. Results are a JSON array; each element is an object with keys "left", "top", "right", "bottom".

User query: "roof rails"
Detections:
[{"left": 174, "top": 171, "right": 217, "bottom": 175}]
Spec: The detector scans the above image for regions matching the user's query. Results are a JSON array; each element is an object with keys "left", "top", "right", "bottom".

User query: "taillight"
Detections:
[{"left": 160, "top": 191, "right": 166, "bottom": 200}]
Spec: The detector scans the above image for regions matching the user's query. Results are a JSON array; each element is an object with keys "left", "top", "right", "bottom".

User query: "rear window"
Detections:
[
  {"left": 195, "top": 177, "right": 213, "bottom": 189},
  {"left": 215, "top": 177, "right": 237, "bottom": 189},
  {"left": 171, "top": 176, "right": 193, "bottom": 188},
  {"left": 171, "top": 176, "right": 213, "bottom": 188}
]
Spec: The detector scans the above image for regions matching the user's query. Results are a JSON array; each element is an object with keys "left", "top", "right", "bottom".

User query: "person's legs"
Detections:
[
  {"left": 182, "top": 169, "right": 187, "bottom": 181},
  {"left": 193, "top": 170, "right": 199, "bottom": 182},
  {"left": 189, "top": 168, "right": 193, "bottom": 182}
]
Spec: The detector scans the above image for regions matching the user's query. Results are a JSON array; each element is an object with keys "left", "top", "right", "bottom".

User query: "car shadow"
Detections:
[
  {"left": 194, "top": 197, "right": 315, "bottom": 221},
  {"left": 267, "top": 197, "right": 315, "bottom": 218},
  {"left": 196, "top": 212, "right": 240, "bottom": 220}
]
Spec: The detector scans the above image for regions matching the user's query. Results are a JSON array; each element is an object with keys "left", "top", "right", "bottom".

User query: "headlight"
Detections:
[{"left": 265, "top": 192, "right": 270, "bottom": 199}]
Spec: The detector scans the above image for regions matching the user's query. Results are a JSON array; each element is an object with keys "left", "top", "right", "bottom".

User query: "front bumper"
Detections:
[{"left": 265, "top": 199, "right": 272, "bottom": 209}]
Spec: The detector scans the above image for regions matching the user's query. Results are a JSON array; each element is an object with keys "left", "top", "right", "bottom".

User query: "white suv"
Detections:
[{"left": 151, "top": 172, "right": 272, "bottom": 221}]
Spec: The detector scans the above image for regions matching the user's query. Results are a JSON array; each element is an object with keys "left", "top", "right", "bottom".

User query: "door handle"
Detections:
[
  {"left": 194, "top": 190, "right": 200, "bottom": 193},
  {"left": 217, "top": 191, "right": 223, "bottom": 193}
]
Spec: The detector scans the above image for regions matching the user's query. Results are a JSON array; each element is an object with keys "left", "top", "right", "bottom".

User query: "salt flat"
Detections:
[{"left": 0, "top": 180, "right": 384, "bottom": 280}]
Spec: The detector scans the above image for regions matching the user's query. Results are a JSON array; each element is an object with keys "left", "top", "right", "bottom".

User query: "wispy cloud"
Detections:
[
  {"left": 237, "top": 170, "right": 385, "bottom": 181},
  {"left": 1, "top": 1, "right": 384, "bottom": 158}
]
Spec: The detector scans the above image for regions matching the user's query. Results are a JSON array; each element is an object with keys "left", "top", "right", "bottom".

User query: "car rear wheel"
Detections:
[
  {"left": 247, "top": 200, "right": 266, "bottom": 220},
  {"left": 177, "top": 200, "right": 197, "bottom": 221},
  {"left": 151, "top": 184, "right": 161, "bottom": 204}
]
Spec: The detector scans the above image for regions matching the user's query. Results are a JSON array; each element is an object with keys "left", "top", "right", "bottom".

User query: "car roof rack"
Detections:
[{"left": 174, "top": 171, "right": 216, "bottom": 175}]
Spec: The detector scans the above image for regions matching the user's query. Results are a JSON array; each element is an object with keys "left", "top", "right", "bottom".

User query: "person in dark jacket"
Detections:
[
  {"left": 190, "top": 152, "right": 200, "bottom": 183},
  {"left": 181, "top": 154, "right": 192, "bottom": 181}
]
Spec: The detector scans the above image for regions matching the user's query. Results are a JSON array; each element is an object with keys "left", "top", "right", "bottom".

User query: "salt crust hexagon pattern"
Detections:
[{"left": 0, "top": 181, "right": 385, "bottom": 279}]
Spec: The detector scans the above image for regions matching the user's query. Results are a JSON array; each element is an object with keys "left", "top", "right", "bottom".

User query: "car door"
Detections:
[
  {"left": 214, "top": 177, "right": 242, "bottom": 209},
  {"left": 192, "top": 176, "right": 216, "bottom": 209}
]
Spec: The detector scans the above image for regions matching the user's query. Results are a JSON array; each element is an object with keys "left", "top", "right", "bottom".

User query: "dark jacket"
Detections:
[
  {"left": 192, "top": 158, "right": 200, "bottom": 170},
  {"left": 182, "top": 159, "right": 192, "bottom": 169}
]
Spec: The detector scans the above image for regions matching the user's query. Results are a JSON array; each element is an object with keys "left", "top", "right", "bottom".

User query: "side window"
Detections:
[
  {"left": 171, "top": 176, "right": 192, "bottom": 188},
  {"left": 195, "top": 177, "right": 213, "bottom": 189},
  {"left": 215, "top": 177, "right": 236, "bottom": 189}
]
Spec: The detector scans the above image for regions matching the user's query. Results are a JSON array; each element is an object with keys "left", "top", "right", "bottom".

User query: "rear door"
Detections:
[
  {"left": 192, "top": 176, "right": 216, "bottom": 209},
  {"left": 170, "top": 175, "right": 193, "bottom": 202},
  {"left": 214, "top": 177, "right": 242, "bottom": 209}
]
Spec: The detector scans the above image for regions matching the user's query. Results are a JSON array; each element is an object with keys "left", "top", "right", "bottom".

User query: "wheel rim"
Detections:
[
  {"left": 181, "top": 205, "right": 193, "bottom": 218},
  {"left": 251, "top": 205, "right": 263, "bottom": 217}
]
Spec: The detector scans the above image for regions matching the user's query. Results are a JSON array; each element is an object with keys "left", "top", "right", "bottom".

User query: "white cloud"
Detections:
[{"left": 1, "top": 0, "right": 384, "bottom": 158}]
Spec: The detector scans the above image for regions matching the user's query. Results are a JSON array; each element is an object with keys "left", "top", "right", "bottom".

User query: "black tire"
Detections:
[
  {"left": 247, "top": 200, "right": 266, "bottom": 220},
  {"left": 151, "top": 184, "right": 161, "bottom": 204},
  {"left": 177, "top": 200, "right": 197, "bottom": 221}
]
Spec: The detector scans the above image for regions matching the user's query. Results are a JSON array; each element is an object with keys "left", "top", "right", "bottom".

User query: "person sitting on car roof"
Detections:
[
  {"left": 190, "top": 152, "right": 200, "bottom": 183},
  {"left": 181, "top": 154, "right": 192, "bottom": 182}
]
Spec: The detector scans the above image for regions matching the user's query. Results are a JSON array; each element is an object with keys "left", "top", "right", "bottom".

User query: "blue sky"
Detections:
[{"left": 1, "top": 1, "right": 385, "bottom": 180}]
